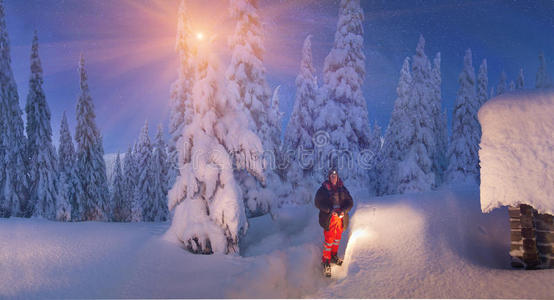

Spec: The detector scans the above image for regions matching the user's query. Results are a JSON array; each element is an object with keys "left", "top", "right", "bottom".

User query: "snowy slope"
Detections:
[
  {"left": 1, "top": 186, "right": 553, "bottom": 298},
  {"left": 313, "top": 186, "right": 553, "bottom": 298}
]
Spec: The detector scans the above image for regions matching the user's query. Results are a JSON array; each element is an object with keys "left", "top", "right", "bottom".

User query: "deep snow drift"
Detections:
[{"left": 1, "top": 186, "right": 553, "bottom": 298}]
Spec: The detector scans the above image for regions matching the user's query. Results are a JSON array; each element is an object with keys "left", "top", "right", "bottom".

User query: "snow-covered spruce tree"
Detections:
[
  {"left": 168, "top": 0, "right": 195, "bottom": 188},
  {"left": 430, "top": 52, "right": 448, "bottom": 186},
  {"left": 370, "top": 120, "right": 382, "bottom": 156},
  {"left": 378, "top": 36, "right": 443, "bottom": 195},
  {"left": 25, "top": 32, "right": 61, "bottom": 220},
  {"left": 509, "top": 80, "right": 515, "bottom": 92},
  {"left": 130, "top": 189, "right": 143, "bottom": 222},
  {"left": 313, "top": 0, "right": 375, "bottom": 189},
  {"left": 74, "top": 55, "right": 110, "bottom": 221},
  {"left": 270, "top": 86, "right": 285, "bottom": 178},
  {"left": 516, "top": 68, "right": 524, "bottom": 90},
  {"left": 121, "top": 144, "right": 136, "bottom": 222},
  {"left": 145, "top": 124, "right": 169, "bottom": 222},
  {"left": 132, "top": 121, "right": 153, "bottom": 222},
  {"left": 58, "top": 111, "right": 79, "bottom": 220},
  {"left": 376, "top": 57, "right": 413, "bottom": 195},
  {"left": 0, "top": 1, "right": 28, "bottom": 218},
  {"left": 226, "top": 0, "right": 281, "bottom": 217},
  {"left": 446, "top": 49, "right": 480, "bottom": 185},
  {"left": 393, "top": 35, "right": 436, "bottom": 194},
  {"left": 476, "top": 59, "right": 489, "bottom": 107},
  {"left": 536, "top": 51, "right": 551, "bottom": 89},
  {"left": 284, "top": 35, "right": 319, "bottom": 190},
  {"left": 129, "top": 141, "right": 142, "bottom": 223},
  {"left": 110, "top": 152, "right": 126, "bottom": 222},
  {"left": 496, "top": 71, "right": 507, "bottom": 95},
  {"left": 167, "top": 42, "right": 265, "bottom": 255},
  {"left": 0, "top": 115, "right": 4, "bottom": 217}
]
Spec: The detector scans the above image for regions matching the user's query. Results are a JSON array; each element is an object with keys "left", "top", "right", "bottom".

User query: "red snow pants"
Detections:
[{"left": 322, "top": 213, "right": 343, "bottom": 261}]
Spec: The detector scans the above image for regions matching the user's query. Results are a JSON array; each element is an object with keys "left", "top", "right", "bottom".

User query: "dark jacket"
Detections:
[{"left": 314, "top": 179, "right": 354, "bottom": 231}]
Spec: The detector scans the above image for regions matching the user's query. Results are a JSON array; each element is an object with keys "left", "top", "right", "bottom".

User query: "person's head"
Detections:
[{"left": 328, "top": 168, "right": 338, "bottom": 185}]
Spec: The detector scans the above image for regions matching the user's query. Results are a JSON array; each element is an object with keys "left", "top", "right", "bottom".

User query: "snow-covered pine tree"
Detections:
[
  {"left": 121, "top": 144, "right": 136, "bottom": 222},
  {"left": 536, "top": 51, "right": 551, "bottom": 89},
  {"left": 370, "top": 120, "right": 382, "bottom": 156},
  {"left": 25, "top": 31, "right": 61, "bottom": 220},
  {"left": 110, "top": 152, "right": 126, "bottom": 222},
  {"left": 496, "top": 71, "right": 507, "bottom": 95},
  {"left": 430, "top": 52, "right": 448, "bottom": 186},
  {"left": 145, "top": 124, "right": 169, "bottom": 222},
  {"left": 58, "top": 111, "right": 79, "bottom": 221},
  {"left": 0, "top": 113, "right": 4, "bottom": 217},
  {"left": 490, "top": 87, "right": 495, "bottom": 99},
  {"left": 284, "top": 35, "right": 318, "bottom": 189},
  {"left": 313, "top": 0, "right": 374, "bottom": 189},
  {"left": 130, "top": 192, "right": 142, "bottom": 222},
  {"left": 516, "top": 68, "right": 524, "bottom": 90},
  {"left": 168, "top": 39, "right": 265, "bottom": 255},
  {"left": 74, "top": 55, "right": 110, "bottom": 221},
  {"left": 226, "top": 0, "right": 280, "bottom": 217},
  {"left": 132, "top": 121, "right": 153, "bottom": 222},
  {"left": 269, "top": 86, "right": 295, "bottom": 207},
  {"left": 270, "top": 86, "right": 286, "bottom": 179},
  {"left": 476, "top": 59, "right": 489, "bottom": 107},
  {"left": 168, "top": 0, "right": 195, "bottom": 188},
  {"left": 509, "top": 80, "right": 515, "bottom": 92},
  {"left": 55, "top": 187, "right": 71, "bottom": 221},
  {"left": 446, "top": 49, "right": 480, "bottom": 185},
  {"left": 395, "top": 35, "right": 436, "bottom": 193},
  {"left": 129, "top": 141, "right": 142, "bottom": 223},
  {"left": 0, "top": 1, "right": 28, "bottom": 218},
  {"left": 376, "top": 57, "right": 413, "bottom": 195}
]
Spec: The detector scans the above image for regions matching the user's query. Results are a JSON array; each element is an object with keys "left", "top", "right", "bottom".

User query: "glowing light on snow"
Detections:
[{"left": 334, "top": 228, "right": 373, "bottom": 279}]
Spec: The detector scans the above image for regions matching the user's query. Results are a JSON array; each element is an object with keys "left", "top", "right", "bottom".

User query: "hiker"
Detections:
[{"left": 314, "top": 168, "right": 354, "bottom": 276}]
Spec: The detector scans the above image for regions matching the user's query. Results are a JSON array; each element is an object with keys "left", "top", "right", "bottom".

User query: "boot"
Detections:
[
  {"left": 322, "top": 259, "right": 331, "bottom": 277},
  {"left": 331, "top": 255, "right": 343, "bottom": 266}
]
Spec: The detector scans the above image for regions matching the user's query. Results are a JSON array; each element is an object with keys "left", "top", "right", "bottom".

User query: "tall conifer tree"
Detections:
[
  {"left": 284, "top": 35, "right": 319, "bottom": 188},
  {"left": 145, "top": 124, "right": 169, "bottom": 222},
  {"left": 313, "top": 0, "right": 374, "bottom": 189},
  {"left": 446, "top": 49, "right": 480, "bottom": 184},
  {"left": 226, "top": 0, "right": 281, "bottom": 217},
  {"left": 25, "top": 32, "right": 60, "bottom": 219},
  {"left": 58, "top": 112, "right": 78, "bottom": 220},
  {"left": 0, "top": 1, "right": 28, "bottom": 217},
  {"left": 168, "top": 0, "right": 195, "bottom": 187},
  {"left": 74, "top": 55, "right": 110, "bottom": 221}
]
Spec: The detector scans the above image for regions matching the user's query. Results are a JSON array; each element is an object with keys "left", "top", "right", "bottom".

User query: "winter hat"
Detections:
[{"left": 327, "top": 168, "right": 338, "bottom": 177}]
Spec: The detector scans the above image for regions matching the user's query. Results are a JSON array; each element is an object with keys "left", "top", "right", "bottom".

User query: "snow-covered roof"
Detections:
[{"left": 478, "top": 89, "right": 554, "bottom": 214}]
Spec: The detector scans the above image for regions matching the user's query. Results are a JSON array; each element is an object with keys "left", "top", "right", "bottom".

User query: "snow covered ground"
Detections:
[{"left": 1, "top": 186, "right": 553, "bottom": 298}]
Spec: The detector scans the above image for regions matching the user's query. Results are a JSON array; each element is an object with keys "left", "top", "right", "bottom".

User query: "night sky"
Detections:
[{"left": 4, "top": 0, "right": 554, "bottom": 153}]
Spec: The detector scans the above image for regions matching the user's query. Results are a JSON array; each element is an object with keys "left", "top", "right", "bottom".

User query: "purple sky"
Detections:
[{"left": 4, "top": 0, "right": 554, "bottom": 153}]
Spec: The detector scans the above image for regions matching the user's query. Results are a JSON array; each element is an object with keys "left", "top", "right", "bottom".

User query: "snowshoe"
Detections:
[
  {"left": 331, "top": 255, "right": 343, "bottom": 266},
  {"left": 322, "top": 260, "right": 331, "bottom": 277}
]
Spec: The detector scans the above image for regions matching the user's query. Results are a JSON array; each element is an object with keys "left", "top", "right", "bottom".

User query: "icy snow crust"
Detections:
[
  {"left": 478, "top": 90, "right": 554, "bottom": 214},
  {"left": 1, "top": 187, "right": 553, "bottom": 298}
]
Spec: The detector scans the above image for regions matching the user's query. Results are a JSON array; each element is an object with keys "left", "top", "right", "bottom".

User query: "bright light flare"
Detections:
[{"left": 196, "top": 32, "right": 204, "bottom": 40}]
